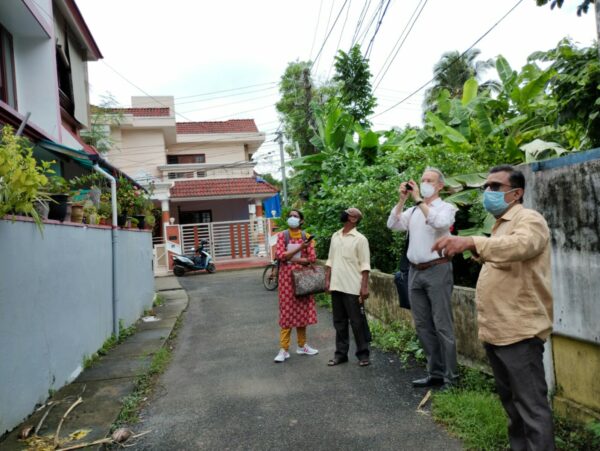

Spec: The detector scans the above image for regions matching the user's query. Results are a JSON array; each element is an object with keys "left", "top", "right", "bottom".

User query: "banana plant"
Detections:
[
  {"left": 491, "top": 56, "right": 558, "bottom": 161},
  {"left": 520, "top": 139, "right": 569, "bottom": 162},
  {"left": 444, "top": 171, "right": 494, "bottom": 257}
]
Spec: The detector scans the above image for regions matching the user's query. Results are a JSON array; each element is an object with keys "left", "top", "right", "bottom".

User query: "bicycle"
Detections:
[{"left": 262, "top": 260, "right": 279, "bottom": 291}]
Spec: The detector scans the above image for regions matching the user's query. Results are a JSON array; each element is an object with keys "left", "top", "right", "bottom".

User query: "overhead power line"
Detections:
[
  {"left": 356, "top": 0, "right": 385, "bottom": 49},
  {"left": 309, "top": 0, "right": 324, "bottom": 60},
  {"left": 364, "top": 0, "right": 393, "bottom": 58},
  {"left": 174, "top": 82, "right": 277, "bottom": 100},
  {"left": 101, "top": 60, "right": 195, "bottom": 123},
  {"left": 311, "top": 0, "right": 351, "bottom": 70},
  {"left": 174, "top": 85, "right": 278, "bottom": 106},
  {"left": 178, "top": 92, "right": 279, "bottom": 115},
  {"left": 371, "top": 0, "right": 525, "bottom": 119},
  {"left": 327, "top": 0, "right": 353, "bottom": 79},
  {"left": 350, "top": 0, "right": 372, "bottom": 48},
  {"left": 372, "top": 0, "right": 429, "bottom": 91}
]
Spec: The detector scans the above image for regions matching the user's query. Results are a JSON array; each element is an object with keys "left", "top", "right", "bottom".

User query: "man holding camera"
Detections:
[
  {"left": 432, "top": 165, "right": 554, "bottom": 450},
  {"left": 387, "top": 168, "right": 458, "bottom": 390}
]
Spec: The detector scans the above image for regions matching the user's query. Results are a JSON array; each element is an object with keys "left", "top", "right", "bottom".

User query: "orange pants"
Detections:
[{"left": 280, "top": 327, "right": 306, "bottom": 350}]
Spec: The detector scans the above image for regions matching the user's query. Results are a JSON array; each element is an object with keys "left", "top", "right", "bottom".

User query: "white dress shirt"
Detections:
[{"left": 387, "top": 198, "right": 457, "bottom": 264}]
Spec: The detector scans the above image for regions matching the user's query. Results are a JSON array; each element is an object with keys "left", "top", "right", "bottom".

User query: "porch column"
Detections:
[
  {"left": 161, "top": 199, "right": 170, "bottom": 225},
  {"left": 254, "top": 199, "right": 267, "bottom": 258},
  {"left": 165, "top": 224, "right": 181, "bottom": 271}
]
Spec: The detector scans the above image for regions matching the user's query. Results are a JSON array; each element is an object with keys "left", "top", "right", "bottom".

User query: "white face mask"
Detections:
[
  {"left": 420, "top": 182, "right": 436, "bottom": 198},
  {"left": 287, "top": 217, "right": 301, "bottom": 228}
]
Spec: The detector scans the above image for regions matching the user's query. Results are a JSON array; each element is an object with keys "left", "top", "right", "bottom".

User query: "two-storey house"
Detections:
[
  {"left": 103, "top": 96, "right": 278, "bottom": 266},
  {"left": 0, "top": 0, "right": 105, "bottom": 173}
]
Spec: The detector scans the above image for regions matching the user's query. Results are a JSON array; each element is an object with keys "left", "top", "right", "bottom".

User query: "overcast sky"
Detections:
[{"left": 77, "top": 0, "right": 597, "bottom": 174}]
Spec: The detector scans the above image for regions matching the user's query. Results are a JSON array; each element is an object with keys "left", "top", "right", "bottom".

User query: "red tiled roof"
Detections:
[
  {"left": 108, "top": 107, "right": 171, "bottom": 117},
  {"left": 170, "top": 177, "right": 277, "bottom": 198},
  {"left": 176, "top": 119, "right": 259, "bottom": 134}
]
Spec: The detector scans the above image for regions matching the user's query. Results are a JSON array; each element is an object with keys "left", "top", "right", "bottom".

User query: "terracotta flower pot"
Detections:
[{"left": 71, "top": 205, "right": 84, "bottom": 223}]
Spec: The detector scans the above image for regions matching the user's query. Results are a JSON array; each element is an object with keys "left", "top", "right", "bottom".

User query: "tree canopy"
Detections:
[
  {"left": 535, "top": 0, "right": 596, "bottom": 16},
  {"left": 272, "top": 39, "right": 599, "bottom": 278},
  {"left": 423, "top": 48, "right": 497, "bottom": 114},
  {"left": 332, "top": 45, "right": 377, "bottom": 126}
]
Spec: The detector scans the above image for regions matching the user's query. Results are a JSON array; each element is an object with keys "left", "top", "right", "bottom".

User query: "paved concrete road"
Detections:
[{"left": 131, "top": 269, "right": 462, "bottom": 450}]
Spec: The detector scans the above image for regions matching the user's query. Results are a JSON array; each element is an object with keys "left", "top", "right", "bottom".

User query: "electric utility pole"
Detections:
[
  {"left": 276, "top": 131, "right": 288, "bottom": 206},
  {"left": 596, "top": 1, "right": 600, "bottom": 60},
  {"left": 302, "top": 67, "right": 315, "bottom": 155}
]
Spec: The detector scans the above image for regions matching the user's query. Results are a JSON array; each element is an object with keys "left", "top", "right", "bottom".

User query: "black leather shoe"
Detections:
[{"left": 412, "top": 376, "right": 444, "bottom": 387}]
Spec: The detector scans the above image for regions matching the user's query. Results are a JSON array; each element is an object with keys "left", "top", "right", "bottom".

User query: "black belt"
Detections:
[{"left": 411, "top": 257, "right": 450, "bottom": 271}]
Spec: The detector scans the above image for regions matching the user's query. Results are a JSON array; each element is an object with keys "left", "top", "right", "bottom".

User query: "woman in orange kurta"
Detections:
[{"left": 274, "top": 209, "right": 318, "bottom": 363}]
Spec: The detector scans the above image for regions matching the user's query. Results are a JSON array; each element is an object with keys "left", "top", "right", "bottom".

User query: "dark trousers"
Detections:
[
  {"left": 331, "top": 291, "right": 370, "bottom": 360},
  {"left": 485, "top": 338, "right": 555, "bottom": 451}
]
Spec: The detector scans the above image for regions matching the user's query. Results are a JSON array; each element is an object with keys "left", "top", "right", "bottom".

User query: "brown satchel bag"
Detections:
[{"left": 291, "top": 265, "right": 327, "bottom": 297}]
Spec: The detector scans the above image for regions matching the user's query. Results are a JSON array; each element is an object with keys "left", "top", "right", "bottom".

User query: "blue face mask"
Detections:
[{"left": 483, "top": 190, "right": 516, "bottom": 216}]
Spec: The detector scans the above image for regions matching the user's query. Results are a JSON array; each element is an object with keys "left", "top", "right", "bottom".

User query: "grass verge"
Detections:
[
  {"left": 153, "top": 294, "right": 165, "bottom": 307},
  {"left": 369, "top": 318, "right": 599, "bottom": 449},
  {"left": 432, "top": 366, "right": 600, "bottom": 449},
  {"left": 83, "top": 320, "right": 137, "bottom": 369},
  {"left": 432, "top": 389, "right": 508, "bottom": 450},
  {"left": 554, "top": 416, "right": 600, "bottom": 450},
  {"left": 369, "top": 318, "right": 425, "bottom": 364},
  {"left": 112, "top": 314, "right": 183, "bottom": 429},
  {"left": 114, "top": 347, "right": 172, "bottom": 427},
  {"left": 314, "top": 292, "right": 332, "bottom": 310}
]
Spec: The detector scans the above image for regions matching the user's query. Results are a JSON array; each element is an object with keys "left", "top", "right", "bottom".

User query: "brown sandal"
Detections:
[
  {"left": 358, "top": 359, "right": 371, "bottom": 367},
  {"left": 327, "top": 357, "right": 348, "bottom": 366}
]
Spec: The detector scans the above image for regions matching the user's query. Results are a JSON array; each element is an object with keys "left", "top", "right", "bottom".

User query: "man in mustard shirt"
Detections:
[
  {"left": 325, "top": 207, "right": 371, "bottom": 367},
  {"left": 432, "top": 165, "right": 554, "bottom": 451}
]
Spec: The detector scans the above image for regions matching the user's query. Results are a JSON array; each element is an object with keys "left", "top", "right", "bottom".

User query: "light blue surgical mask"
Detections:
[
  {"left": 287, "top": 217, "right": 301, "bottom": 228},
  {"left": 483, "top": 190, "right": 516, "bottom": 217}
]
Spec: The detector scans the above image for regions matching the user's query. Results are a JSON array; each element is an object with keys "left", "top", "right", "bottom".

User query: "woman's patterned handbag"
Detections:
[{"left": 291, "top": 265, "right": 327, "bottom": 297}]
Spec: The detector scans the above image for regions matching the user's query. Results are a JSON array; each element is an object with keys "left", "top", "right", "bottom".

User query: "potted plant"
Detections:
[
  {"left": 70, "top": 203, "right": 84, "bottom": 223},
  {"left": 116, "top": 177, "right": 137, "bottom": 227},
  {"left": 46, "top": 175, "right": 70, "bottom": 221},
  {"left": 0, "top": 125, "right": 53, "bottom": 230},
  {"left": 83, "top": 200, "right": 99, "bottom": 225},
  {"left": 144, "top": 212, "right": 157, "bottom": 230},
  {"left": 98, "top": 196, "right": 112, "bottom": 225}
]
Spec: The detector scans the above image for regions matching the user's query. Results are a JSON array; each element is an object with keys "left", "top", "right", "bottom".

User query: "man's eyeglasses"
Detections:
[{"left": 480, "top": 182, "right": 514, "bottom": 192}]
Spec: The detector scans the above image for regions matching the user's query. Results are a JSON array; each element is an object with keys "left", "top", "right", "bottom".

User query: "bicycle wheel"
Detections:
[{"left": 262, "top": 264, "right": 278, "bottom": 291}]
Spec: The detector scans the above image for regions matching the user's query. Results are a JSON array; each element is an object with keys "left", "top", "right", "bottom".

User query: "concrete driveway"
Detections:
[{"left": 131, "top": 268, "right": 462, "bottom": 450}]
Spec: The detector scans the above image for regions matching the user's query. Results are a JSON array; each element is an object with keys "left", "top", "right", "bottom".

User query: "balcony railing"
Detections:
[{"left": 158, "top": 163, "right": 255, "bottom": 181}]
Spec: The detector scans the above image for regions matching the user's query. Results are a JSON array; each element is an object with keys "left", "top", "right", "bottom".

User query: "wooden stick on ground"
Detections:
[
  {"left": 55, "top": 429, "right": 152, "bottom": 450},
  {"left": 55, "top": 437, "right": 113, "bottom": 451},
  {"left": 34, "top": 402, "right": 56, "bottom": 435},
  {"left": 130, "top": 430, "right": 152, "bottom": 440},
  {"left": 54, "top": 397, "right": 83, "bottom": 446},
  {"left": 416, "top": 389, "right": 432, "bottom": 412}
]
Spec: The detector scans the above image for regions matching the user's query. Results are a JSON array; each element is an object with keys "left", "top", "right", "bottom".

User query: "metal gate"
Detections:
[
  {"left": 180, "top": 219, "right": 268, "bottom": 261},
  {"left": 153, "top": 243, "right": 169, "bottom": 275}
]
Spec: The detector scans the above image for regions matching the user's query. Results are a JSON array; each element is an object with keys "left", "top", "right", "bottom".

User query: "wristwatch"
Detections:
[{"left": 415, "top": 200, "right": 424, "bottom": 206}]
